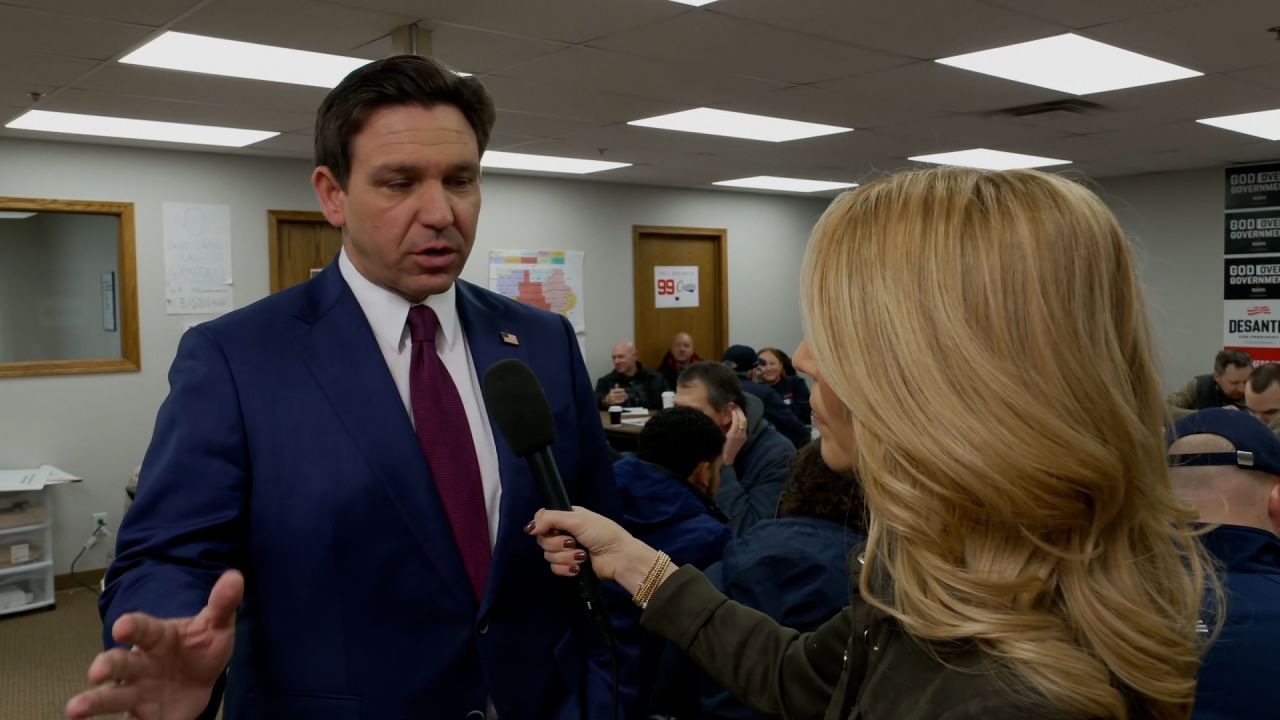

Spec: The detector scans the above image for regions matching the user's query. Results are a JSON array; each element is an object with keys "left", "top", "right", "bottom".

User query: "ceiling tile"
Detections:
[
  {"left": 716, "top": 84, "right": 945, "bottom": 130},
  {"left": 251, "top": 131, "right": 315, "bottom": 157},
  {"left": 0, "top": 0, "right": 198, "bottom": 27},
  {"left": 0, "top": 5, "right": 156, "bottom": 60},
  {"left": 589, "top": 11, "right": 911, "bottom": 85},
  {"left": 817, "top": 61, "right": 1066, "bottom": 118},
  {"left": 491, "top": 110, "right": 606, "bottom": 140},
  {"left": 982, "top": 0, "right": 1211, "bottom": 29},
  {"left": 39, "top": 87, "right": 316, "bottom": 132},
  {"left": 485, "top": 46, "right": 784, "bottom": 106},
  {"left": 1085, "top": 0, "right": 1280, "bottom": 74},
  {"left": 317, "top": 0, "right": 688, "bottom": 45},
  {"left": 347, "top": 23, "right": 568, "bottom": 73},
  {"left": 0, "top": 53, "right": 100, "bottom": 87},
  {"left": 480, "top": 75, "right": 679, "bottom": 125},
  {"left": 73, "top": 65, "right": 331, "bottom": 116},
  {"left": 715, "top": 0, "right": 1067, "bottom": 59},
  {"left": 176, "top": 0, "right": 416, "bottom": 54}
]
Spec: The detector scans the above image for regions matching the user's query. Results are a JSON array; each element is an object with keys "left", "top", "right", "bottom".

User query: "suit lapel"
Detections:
[
  {"left": 300, "top": 265, "right": 472, "bottom": 608},
  {"left": 455, "top": 281, "right": 534, "bottom": 616}
]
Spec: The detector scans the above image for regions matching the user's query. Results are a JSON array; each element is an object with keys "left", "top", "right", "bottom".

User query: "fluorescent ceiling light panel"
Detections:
[
  {"left": 481, "top": 151, "right": 630, "bottom": 175},
  {"left": 936, "top": 33, "right": 1201, "bottom": 95},
  {"left": 908, "top": 148, "right": 1071, "bottom": 170},
  {"left": 120, "top": 31, "right": 373, "bottom": 88},
  {"left": 1197, "top": 108, "right": 1280, "bottom": 141},
  {"left": 667, "top": 0, "right": 720, "bottom": 5},
  {"left": 0, "top": 212, "right": 36, "bottom": 219},
  {"left": 714, "top": 176, "right": 857, "bottom": 193},
  {"left": 5, "top": 110, "right": 278, "bottom": 147},
  {"left": 628, "top": 108, "right": 852, "bottom": 142}
]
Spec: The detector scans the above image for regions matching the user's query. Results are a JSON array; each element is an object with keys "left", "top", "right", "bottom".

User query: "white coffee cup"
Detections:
[{"left": 661, "top": 390, "right": 675, "bottom": 409}]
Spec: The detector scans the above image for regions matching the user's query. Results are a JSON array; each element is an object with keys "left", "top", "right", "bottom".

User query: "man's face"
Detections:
[
  {"left": 1246, "top": 380, "right": 1280, "bottom": 426},
  {"left": 312, "top": 103, "right": 481, "bottom": 303},
  {"left": 672, "top": 334, "right": 694, "bottom": 363},
  {"left": 1216, "top": 364, "right": 1252, "bottom": 401},
  {"left": 675, "top": 380, "right": 731, "bottom": 432},
  {"left": 612, "top": 343, "right": 638, "bottom": 376}
]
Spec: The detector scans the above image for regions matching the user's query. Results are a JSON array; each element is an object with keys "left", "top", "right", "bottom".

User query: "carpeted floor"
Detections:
[{"left": 0, "top": 588, "right": 118, "bottom": 720}]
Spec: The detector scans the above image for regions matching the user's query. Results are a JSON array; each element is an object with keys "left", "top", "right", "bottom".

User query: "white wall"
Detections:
[
  {"left": 39, "top": 213, "right": 121, "bottom": 360},
  {"left": 1094, "top": 168, "right": 1224, "bottom": 391},
  {"left": 0, "top": 137, "right": 827, "bottom": 574}
]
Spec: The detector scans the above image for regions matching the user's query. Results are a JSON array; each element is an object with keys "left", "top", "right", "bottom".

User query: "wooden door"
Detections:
[
  {"left": 633, "top": 225, "right": 728, "bottom": 370},
  {"left": 268, "top": 210, "right": 343, "bottom": 292}
]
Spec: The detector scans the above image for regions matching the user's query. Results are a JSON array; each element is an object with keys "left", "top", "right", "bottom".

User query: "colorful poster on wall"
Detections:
[
  {"left": 1224, "top": 208, "right": 1280, "bottom": 254},
  {"left": 654, "top": 265, "right": 699, "bottom": 309},
  {"left": 487, "top": 250, "right": 585, "bottom": 333}
]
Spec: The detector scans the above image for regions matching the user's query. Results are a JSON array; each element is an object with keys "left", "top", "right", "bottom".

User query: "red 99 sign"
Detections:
[{"left": 657, "top": 278, "right": 677, "bottom": 295}]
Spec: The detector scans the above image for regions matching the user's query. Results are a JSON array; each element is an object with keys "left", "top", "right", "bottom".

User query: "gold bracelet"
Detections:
[{"left": 632, "top": 551, "right": 671, "bottom": 609}]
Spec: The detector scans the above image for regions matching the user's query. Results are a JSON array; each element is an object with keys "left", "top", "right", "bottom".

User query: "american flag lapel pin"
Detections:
[{"left": 500, "top": 331, "right": 520, "bottom": 346}]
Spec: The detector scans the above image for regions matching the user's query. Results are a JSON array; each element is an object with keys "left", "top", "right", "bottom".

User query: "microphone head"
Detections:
[{"left": 483, "top": 358, "right": 557, "bottom": 456}]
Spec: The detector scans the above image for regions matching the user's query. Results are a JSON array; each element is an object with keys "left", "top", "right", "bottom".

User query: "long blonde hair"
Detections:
[{"left": 801, "top": 167, "right": 1215, "bottom": 718}]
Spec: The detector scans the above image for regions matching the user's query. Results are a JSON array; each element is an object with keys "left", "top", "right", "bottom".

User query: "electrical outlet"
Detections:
[{"left": 93, "top": 512, "right": 108, "bottom": 530}]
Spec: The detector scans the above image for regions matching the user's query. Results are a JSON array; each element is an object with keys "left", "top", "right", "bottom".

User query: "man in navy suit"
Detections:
[{"left": 67, "top": 56, "right": 618, "bottom": 720}]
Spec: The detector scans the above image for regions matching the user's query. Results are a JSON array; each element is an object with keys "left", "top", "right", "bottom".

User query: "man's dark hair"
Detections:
[
  {"left": 777, "top": 441, "right": 866, "bottom": 533},
  {"left": 1249, "top": 362, "right": 1280, "bottom": 393},
  {"left": 678, "top": 361, "right": 747, "bottom": 413},
  {"left": 636, "top": 406, "right": 725, "bottom": 482},
  {"left": 1215, "top": 349, "right": 1252, "bottom": 374},
  {"left": 314, "top": 55, "right": 497, "bottom": 188}
]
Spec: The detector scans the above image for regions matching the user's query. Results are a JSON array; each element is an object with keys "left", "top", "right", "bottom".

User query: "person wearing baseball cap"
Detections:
[
  {"left": 1169, "top": 408, "right": 1280, "bottom": 719},
  {"left": 720, "top": 344, "right": 810, "bottom": 448}
]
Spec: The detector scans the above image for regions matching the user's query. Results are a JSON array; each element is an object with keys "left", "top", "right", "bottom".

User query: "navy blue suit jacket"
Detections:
[{"left": 101, "top": 264, "right": 619, "bottom": 719}]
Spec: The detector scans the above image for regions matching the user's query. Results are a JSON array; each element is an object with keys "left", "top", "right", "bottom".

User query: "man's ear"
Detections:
[
  {"left": 1268, "top": 482, "right": 1280, "bottom": 534},
  {"left": 688, "top": 460, "right": 712, "bottom": 491},
  {"left": 311, "top": 166, "right": 347, "bottom": 229}
]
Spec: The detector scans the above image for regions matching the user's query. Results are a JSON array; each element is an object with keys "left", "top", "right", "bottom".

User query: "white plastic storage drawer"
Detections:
[
  {"left": 0, "top": 563, "right": 54, "bottom": 614},
  {"left": 0, "top": 530, "right": 45, "bottom": 569},
  {"left": 0, "top": 491, "right": 47, "bottom": 531}
]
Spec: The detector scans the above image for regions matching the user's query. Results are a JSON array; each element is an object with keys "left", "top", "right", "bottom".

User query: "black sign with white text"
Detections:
[
  {"left": 1225, "top": 209, "right": 1280, "bottom": 254},
  {"left": 1226, "top": 163, "right": 1280, "bottom": 210},
  {"left": 1225, "top": 258, "right": 1280, "bottom": 299}
]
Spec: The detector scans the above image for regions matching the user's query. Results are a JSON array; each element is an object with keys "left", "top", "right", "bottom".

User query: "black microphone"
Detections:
[{"left": 482, "top": 358, "right": 614, "bottom": 647}]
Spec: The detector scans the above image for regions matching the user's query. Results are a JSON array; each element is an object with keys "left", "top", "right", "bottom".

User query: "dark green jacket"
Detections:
[{"left": 642, "top": 552, "right": 1090, "bottom": 719}]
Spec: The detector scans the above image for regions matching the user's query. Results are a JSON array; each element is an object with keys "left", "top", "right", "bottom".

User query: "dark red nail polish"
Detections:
[
  {"left": 563, "top": 537, "right": 577, "bottom": 549},
  {"left": 523, "top": 521, "right": 536, "bottom": 534},
  {"left": 569, "top": 564, "right": 580, "bottom": 575},
  {"left": 573, "top": 551, "right": 586, "bottom": 562}
]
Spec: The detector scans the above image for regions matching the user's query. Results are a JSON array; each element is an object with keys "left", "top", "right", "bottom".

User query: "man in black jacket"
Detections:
[
  {"left": 1167, "top": 349, "right": 1251, "bottom": 420},
  {"left": 595, "top": 340, "right": 667, "bottom": 410}
]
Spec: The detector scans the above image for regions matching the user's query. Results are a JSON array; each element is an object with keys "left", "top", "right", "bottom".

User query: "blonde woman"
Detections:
[{"left": 527, "top": 167, "right": 1216, "bottom": 719}]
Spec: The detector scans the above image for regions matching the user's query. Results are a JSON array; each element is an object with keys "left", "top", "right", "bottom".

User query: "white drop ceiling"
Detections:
[{"left": 1, "top": 0, "right": 1277, "bottom": 193}]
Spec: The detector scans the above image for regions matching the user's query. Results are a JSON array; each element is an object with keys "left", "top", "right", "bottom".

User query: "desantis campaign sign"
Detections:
[
  {"left": 1224, "top": 163, "right": 1280, "bottom": 362},
  {"left": 1225, "top": 301, "right": 1280, "bottom": 362}
]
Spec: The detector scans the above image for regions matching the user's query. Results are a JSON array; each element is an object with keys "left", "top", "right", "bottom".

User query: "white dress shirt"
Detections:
[{"left": 339, "top": 249, "right": 502, "bottom": 550}]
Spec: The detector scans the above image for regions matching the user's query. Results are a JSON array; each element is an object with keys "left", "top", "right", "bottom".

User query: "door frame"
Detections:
[
  {"left": 267, "top": 210, "right": 333, "bottom": 293},
  {"left": 632, "top": 224, "right": 730, "bottom": 365}
]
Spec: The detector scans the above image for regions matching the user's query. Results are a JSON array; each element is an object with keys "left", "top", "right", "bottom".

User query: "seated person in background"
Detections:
[
  {"left": 1244, "top": 362, "right": 1280, "bottom": 436},
  {"left": 1168, "top": 409, "right": 1280, "bottom": 720},
  {"left": 722, "top": 344, "right": 811, "bottom": 449},
  {"left": 757, "top": 346, "right": 812, "bottom": 426},
  {"left": 595, "top": 340, "right": 667, "bottom": 410},
  {"left": 676, "top": 361, "right": 795, "bottom": 535},
  {"left": 658, "top": 332, "right": 702, "bottom": 391},
  {"left": 653, "top": 440, "right": 866, "bottom": 720},
  {"left": 1167, "top": 349, "right": 1251, "bottom": 420},
  {"left": 613, "top": 405, "right": 733, "bottom": 720}
]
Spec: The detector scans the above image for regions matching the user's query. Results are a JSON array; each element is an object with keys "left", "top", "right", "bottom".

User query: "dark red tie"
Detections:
[{"left": 407, "top": 305, "right": 491, "bottom": 601}]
